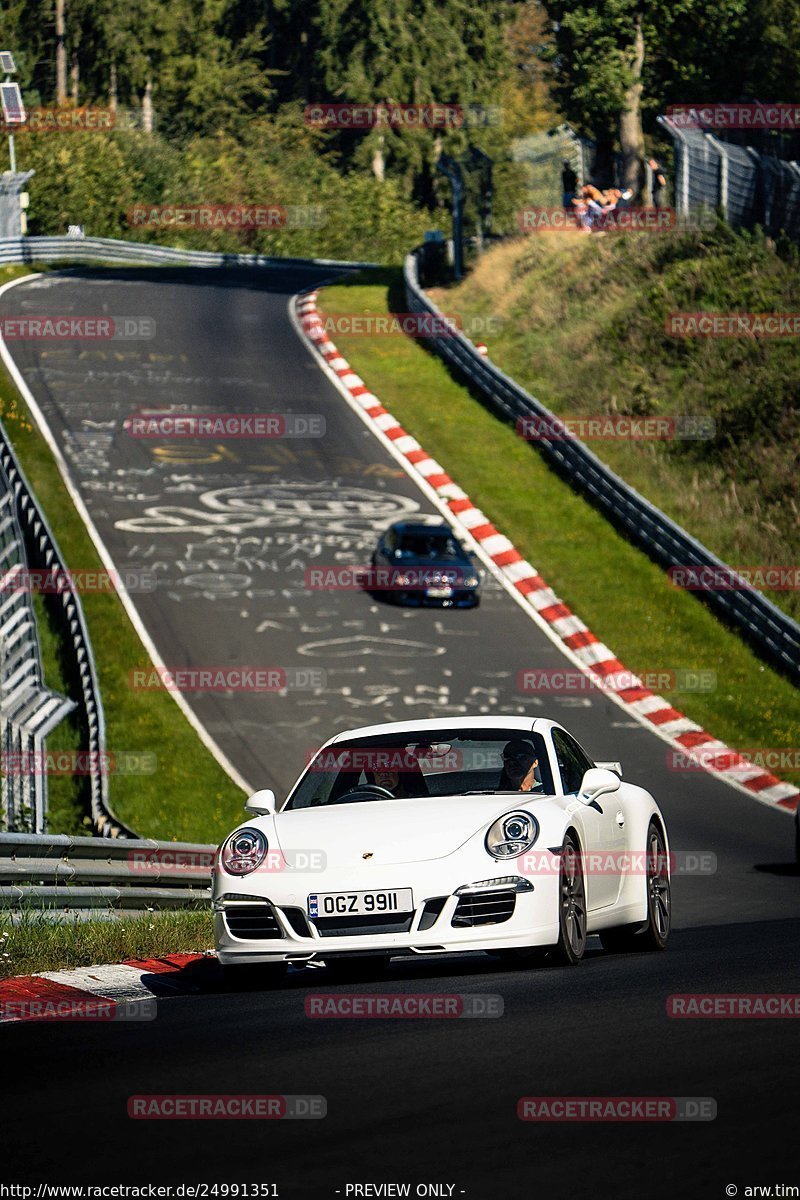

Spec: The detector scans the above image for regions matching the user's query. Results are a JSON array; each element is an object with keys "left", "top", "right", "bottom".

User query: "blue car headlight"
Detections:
[
  {"left": 220, "top": 827, "right": 268, "bottom": 876},
  {"left": 485, "top": 811, "right": 539, "bottom": 859}
]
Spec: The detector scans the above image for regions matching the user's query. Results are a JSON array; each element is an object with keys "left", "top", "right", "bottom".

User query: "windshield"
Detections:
[
  {"left": 283, "top": 728, "right": 554, "bottom": 809},
  {"left": 398, "top": 532, "right": 460, "bottom": 558}
]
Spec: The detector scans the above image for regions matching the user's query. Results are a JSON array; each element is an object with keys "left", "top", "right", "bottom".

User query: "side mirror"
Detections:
[
  {"left": 245, "top": 788, "right": 276, "bottom": 816},
  {"left": 578, "top": 767, "right": 620, "bottom": 804}
]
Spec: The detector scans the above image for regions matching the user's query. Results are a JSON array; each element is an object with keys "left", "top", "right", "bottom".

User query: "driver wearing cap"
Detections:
[{"left": 499, "top": 739, "right": 543, "bottom": 792}]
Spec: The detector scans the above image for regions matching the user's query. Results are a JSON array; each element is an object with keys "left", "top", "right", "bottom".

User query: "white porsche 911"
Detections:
[{"left": 213, "top": 717, "right": 671, "bottom": 981}]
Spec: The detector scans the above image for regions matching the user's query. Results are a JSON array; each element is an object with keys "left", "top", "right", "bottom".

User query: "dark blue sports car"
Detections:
[{"left": 370, "top": 521, "right": 481, "bottom": 607}]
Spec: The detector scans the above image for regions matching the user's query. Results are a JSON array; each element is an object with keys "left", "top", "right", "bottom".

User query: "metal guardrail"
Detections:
[
  {"left": 0, "top": 453, "right": 75, "bottom": 833},
  {"left": 0, "top": 234, "right": 377, "bottom": 271},
  {"left": 0, "top": 832, "right": 214, "bottom": 909},
  {"left": 404, "top": 248, "right": 800, "bottom": 683},
  {"left": 0, "top": 424, "right": 134, "bottom": 838}
]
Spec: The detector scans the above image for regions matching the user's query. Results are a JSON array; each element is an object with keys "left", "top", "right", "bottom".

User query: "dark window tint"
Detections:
[{"left": 553, "top": 729, "right": 594, "bottom": 794}]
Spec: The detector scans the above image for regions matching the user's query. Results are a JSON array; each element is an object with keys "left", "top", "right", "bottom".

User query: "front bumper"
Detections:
[
  {"left": 213, "top": 864, "right": 559, "bottom": 965},
  {"left": 392, "top": 589, "right": 479, "bottom": 608}
]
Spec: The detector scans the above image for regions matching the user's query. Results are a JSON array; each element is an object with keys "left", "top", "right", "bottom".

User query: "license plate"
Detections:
[
  {"left": 308, "top": 889, "right": 413, "bottom": 918},
  {"left": 426, "top": 586, "right": 452, "bottom": 598}
]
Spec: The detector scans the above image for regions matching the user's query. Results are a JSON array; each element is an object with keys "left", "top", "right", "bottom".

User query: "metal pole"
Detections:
[
  {"left": 8, "top": 133, "right": 16, "bottom": 172},
  {"left": 436, "top": 154, "right": 465, "bottom": 280}
]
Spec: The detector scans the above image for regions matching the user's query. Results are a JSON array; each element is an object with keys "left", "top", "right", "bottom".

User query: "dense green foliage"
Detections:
[
  {"left": 1, "top": 0, "right": 533, "bottom": 257},
  {"left": 540, "top": 0, "right": 800, "bottom": 142}
]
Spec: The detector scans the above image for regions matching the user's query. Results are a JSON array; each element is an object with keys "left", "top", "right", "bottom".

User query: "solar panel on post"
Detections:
[
  {"left": 0, "top": 51, "right": 16, "bottom": 74},
  {"left": 1, "top": 81, "right": 25, "bottom": 124}
]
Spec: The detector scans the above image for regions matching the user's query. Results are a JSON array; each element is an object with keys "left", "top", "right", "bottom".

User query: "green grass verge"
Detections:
[
  {"left": 319, "top": 269, "right": 800, "bottom": 787},
  {"left": 429, "top": 225, "right": 800, "bottom": 621},
  {"left": 0, "top": 908, "right": 213, "bottom": 979},
  {"left": 0, "top": 264, "right": 245, "bottom": 841}
]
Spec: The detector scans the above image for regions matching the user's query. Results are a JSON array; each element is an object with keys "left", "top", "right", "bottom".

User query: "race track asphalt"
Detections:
[{"left": 2, "top": 266, "right": 798, "bottom": 1199}]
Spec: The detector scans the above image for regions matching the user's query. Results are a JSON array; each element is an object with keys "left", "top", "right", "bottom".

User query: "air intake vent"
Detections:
[
  {"left": 313, "top": 912, "right": 414, "bottom": 938},
  {"left": 224, "top": 903, "right": 282, "bottom": 940},
  {"left": 452, "top": 889, "right": 516, "bottom": 927}
]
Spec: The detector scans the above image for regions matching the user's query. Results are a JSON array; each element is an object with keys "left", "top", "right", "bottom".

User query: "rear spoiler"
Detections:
[{"left": 596, "top": 761, "right": 622, "bottom": 777}]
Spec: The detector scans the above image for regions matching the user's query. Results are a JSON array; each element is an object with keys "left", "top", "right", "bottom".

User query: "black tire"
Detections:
[
  {"left": 220, "top": 961, "right": 287, "bottom": 991},
  {"left": 552, "top": 833, "right": 587, "bottom": 966},
  {"left": 325, "top": 956, "right": 390, "bottom": 982},
  {"left": 600, "top": 821, "right": 671, "bottom": 953}
]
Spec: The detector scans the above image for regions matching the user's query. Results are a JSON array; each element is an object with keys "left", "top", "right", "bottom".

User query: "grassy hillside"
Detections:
[{"left": 430, "top": 225, "right": 800, "bottom": 622}]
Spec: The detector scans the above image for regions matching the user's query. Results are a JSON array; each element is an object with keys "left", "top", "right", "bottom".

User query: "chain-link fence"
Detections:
[
  {"left": 658, "top": 115, "right": 800, "bottom": 239},
  {"left": 512, "top": 124, "right": 587, "bottom": 207}
]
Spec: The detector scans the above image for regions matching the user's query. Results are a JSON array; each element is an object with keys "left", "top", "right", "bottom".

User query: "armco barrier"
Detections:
[
  {"left": 0, "top": 832, "right": 214, "bottom": 910},
  {"left": 0, "top": 234, "right": 376, "bottom": 271},
  {"left": 404, "top": 247, "right": 800, "bottom": 683},
  {"left": 0, "top": 425, "right": 133, "bottom": 838}
]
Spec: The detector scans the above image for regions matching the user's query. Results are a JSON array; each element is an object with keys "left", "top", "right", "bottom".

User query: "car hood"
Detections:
[{"left": 271, "top": 794, "right": 533, "bottom": 866}]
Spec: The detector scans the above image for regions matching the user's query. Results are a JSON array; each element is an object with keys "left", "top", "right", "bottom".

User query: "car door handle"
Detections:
[{"left": 616, "top": 811, "right": 625, "bottom": 827}]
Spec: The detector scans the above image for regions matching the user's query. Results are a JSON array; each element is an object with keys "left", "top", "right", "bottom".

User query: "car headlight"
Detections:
[
  {"left": 394, "top": 572, "right": 413, "bottom": 586},
  {"left": 220, "top": 828, "right": 268, "bottom": 876},
  {"left": 462, "top": 574, "right": 479, "bottom": 588},
  {"left": 485, "top": 810, "right": 539, "bottom": 859}
]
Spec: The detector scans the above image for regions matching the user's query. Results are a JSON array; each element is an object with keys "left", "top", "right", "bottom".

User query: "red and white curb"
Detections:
[
  {"left": 0, "top": 954, "right": 209, "bottom": 1023},
  {"left": 293, "top": 290, "right": 799, "bottom": 815}
]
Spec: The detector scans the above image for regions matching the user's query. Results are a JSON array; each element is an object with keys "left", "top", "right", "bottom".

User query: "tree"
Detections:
[{"left": 540, "top": 0, "right": 749, "bottom": 194}]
